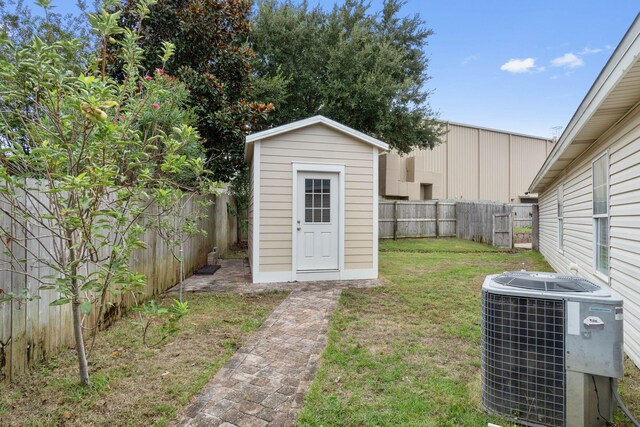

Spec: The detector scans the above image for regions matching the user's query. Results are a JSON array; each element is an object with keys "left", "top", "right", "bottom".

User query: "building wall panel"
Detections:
[
  {"left": 447, "top": 125, "right": 479, "bottom": 200},
  {"left": 479, "top": 130, "right": 510, "bottom": 201},
  {"left": 380, "top": 122, "right": 551, "bottom": 203},
  {"left": 538, "top": 107, "right": 640, "bottom": 367},
  {"left": 509, "top": 136, "right": 550, "bottom": 201}
]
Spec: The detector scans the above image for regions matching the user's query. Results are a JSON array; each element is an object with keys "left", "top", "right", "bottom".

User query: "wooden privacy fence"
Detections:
[
  {"left": 0, "top": 189, "right": 236, "bottom": 384},
  {"left": 511, "top": 203, "right": 534, "bottom": 229},
  {"left": 380, "top": 200, "right": 533, "bottom": 249},
  {"left": 455, "top": 201, "right": 518, "bottom": 247},
  {"left": 379, "top": 201, "right": 456, "bottom": 239}
]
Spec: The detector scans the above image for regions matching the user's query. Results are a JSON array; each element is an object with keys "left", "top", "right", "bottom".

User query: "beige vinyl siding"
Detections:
[
  {"left": 538, "top": 105, "right": 640, "bottom": 366},
  {"left": 257, "top": 123, "right": 374, "bottom": 273}
]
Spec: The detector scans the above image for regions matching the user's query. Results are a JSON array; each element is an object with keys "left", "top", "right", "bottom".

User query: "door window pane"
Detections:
[{"left": 304, "top": 178, "right": 330, "bottom": 223}]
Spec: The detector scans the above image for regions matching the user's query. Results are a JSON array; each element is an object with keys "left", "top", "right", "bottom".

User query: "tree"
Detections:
[
  {"left": 115, "top": 0, "right": 273, "bottom": 182},
  {"left": 0, "top": 0, "right": 98, "bottom": 60},
  {"left": 251, "top": 0, "right": 443, "bottom": 153},
  {"left": 0, "top": 0, "right": 215, "bottom": 385}
]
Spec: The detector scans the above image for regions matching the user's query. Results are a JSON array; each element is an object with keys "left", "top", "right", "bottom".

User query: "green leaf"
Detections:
[
  {"left": 80, "top": 301, "right": 91, "bottom": 315},
  {"left": 50, "top": 297, "right": 71, "bottom": 306}
]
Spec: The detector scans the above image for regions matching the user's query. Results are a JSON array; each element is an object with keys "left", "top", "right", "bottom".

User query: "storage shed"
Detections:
[
  {"left": 245, "top": 116, "right": 389, "bottom": 283},
  {"left": 530, "top": 14, "right": 640, "bottom": 367}
]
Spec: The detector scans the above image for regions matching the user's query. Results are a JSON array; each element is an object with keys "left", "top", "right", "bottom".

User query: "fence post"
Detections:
[
  {"left": 435, "top": 200, "right": 439, "bottom": 238},
  {"left": 393, "top": 201, "right": 398, "bottom": 240}
]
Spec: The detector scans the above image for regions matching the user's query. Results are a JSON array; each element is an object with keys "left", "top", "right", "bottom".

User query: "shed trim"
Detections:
[
  {"left": 291, "top": 162, "right": 346, "bottom": 281},
  {"left": 251, "top": 141, "right": 261, "bottom": 280},
  {"left": 372, "top": 146, "right": 379, "bottom": 274},
  {"left": 245, "top": 115, "right": 389, "bottom": 162}
]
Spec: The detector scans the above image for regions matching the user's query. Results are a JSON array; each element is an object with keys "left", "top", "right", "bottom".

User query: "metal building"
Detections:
[{"left": 380, "top": 122, "right": 554, "bottom": 202}]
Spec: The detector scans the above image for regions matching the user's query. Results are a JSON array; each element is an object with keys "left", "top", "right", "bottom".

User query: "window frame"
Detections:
[
  {"left": 557, "top": 183, "right": 564, "bottom": 253},
  {"left": 591, "top": 152, "right": 610, "bottom": 279}
]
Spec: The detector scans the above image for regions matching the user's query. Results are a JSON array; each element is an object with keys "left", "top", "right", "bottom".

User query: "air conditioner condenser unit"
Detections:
[{"left": 481, "top": 272, "right": 624, "bottom": 427}]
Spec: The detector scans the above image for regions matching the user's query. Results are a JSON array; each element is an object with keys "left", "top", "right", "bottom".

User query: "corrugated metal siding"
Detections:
[
  {"left": 509, "top": 136, "right": 549, "bottom": 200},
  {"left": 538, "top": 106, "right": 640, "bottom": 367},
  {"left": 258, "top": 123, "right": 374, "bottom": 273},
  {"left": 479, "top": 130, "right": 510, "bottom": 201},
  {"left": 448, "top": 125, "right": 479, "bottom": 200},
  {"left": 381, "top": 123, "right": 550, "bottom": 202}
]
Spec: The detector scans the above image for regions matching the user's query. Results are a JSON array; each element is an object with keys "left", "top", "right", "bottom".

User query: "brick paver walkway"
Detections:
[{"left": 177, "top": 289, "right": 342, "bottom": 427}]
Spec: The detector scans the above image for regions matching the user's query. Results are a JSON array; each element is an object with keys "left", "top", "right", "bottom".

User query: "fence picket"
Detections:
[
  {"left": 379, "top": 200, "right": 532, "bottom": 247},
  {"left": 0, "top": 189, "right": 235, "bottom": 384}
]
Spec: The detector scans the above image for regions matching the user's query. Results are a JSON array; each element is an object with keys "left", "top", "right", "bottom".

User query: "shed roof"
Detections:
[
  {"left": 530, "top": 13, "right": 640, "bottom": 193},
  {"left": 244, "top": 115, "right": 389, "bottom": 163}
]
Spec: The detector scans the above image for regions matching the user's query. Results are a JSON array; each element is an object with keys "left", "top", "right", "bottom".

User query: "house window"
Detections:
[
  {"left": 592, "top": 154, "right": 609, "bottom": 276},
  {"left": 557, "top": 184, "right": 563, "bottom": 251}
]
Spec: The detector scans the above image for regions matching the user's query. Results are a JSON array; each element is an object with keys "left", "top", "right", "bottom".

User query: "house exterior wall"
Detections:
[
  {"left": 538, "top": 105, "right": 640, "bottom": 367},
  {"left": 251, "top": 123, "right": 376, "bottom": 282},
  {"left": 381, "top": 122, "right": 553, "bottom": 202}
]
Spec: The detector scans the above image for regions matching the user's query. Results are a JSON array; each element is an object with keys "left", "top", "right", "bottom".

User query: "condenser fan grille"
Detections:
[
  {"left": 481, "top": 291, "right": 565, "bottom": 427},
  {"left": 493, "top": 272, "right": 600, "bottom": 292}
]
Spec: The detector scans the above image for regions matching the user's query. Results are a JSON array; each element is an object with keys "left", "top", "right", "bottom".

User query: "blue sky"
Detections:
[
  {"left": 371, "top": 0, "right": 639, "bottom": 138},
  {"left": 25, "top": 1, "right": 640, "bottom": 139}
]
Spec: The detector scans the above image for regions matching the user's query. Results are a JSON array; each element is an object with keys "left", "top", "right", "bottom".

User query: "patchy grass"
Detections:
[
  {"left": 514, "top": 226, "right": 533, "bottom": 233},
  {"left": 380, "top": 237, "right": 507, "bottom": 253},
  {"left": 299, "top": 238, "right": 640, "bottom": 426},
  {"left": 0, "top": 291, "right": 287, "bottom": 427},
  {"left": 220, "top": 248, "right": 248, "bottom": 260}
]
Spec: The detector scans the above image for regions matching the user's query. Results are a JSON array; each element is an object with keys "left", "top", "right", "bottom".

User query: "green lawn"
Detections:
[
  {"left": 0, "top": 291, "right": 287, "bottom": 427},
  {"left": 299, "top": 238, "right": 640, "bottom": 426}
]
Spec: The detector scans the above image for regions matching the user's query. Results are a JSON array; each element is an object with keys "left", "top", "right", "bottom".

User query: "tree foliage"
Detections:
[
  {"left": 116, "top": 0, "right": 273, "bottom": 182},
  {"left": 251, "top": 0, "right": 443, "bottom": 153},
  {"left": 0, "top": 0, "right": 98, "bottom": 61},
  {"left": 0, "top": 0, "right": 215, "bottom": 385}
]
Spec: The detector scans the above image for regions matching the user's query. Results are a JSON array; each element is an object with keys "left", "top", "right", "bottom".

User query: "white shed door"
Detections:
[{"left": 296, "top": 172, "right": 339, "bottom": 271}]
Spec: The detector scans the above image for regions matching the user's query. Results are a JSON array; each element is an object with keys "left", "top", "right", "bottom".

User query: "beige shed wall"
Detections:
[
  {"left": 256, "top": 123, "right": 374, "bottom": 273},
  {"left": 538, "top": 105, "right": 640, "bottom": 367},
  {"left": 382, "top": 122, "right": 552, "bottom": 202}
]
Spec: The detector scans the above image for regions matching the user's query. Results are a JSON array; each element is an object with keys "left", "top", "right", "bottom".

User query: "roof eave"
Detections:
[{"left": 244, "top": 115, "right": 390, "bottom": 157}]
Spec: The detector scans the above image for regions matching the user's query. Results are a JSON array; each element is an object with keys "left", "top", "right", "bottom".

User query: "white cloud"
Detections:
[
  {"left": 551, "top": 53, "right": 584, "bottom": 69},
  {"left": 579, "top": 46, "right": 602, "bottom": 55},
  {"left": 462, "top": 55, "right": 478, "bottom": 65},
  {"left": 500, "top": 58, "right": 537, "bottom": 73}
]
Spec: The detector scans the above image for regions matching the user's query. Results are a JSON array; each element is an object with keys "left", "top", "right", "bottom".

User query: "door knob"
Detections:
[{"left": 297, "top": 220, "right": 301, "bottom": 230}]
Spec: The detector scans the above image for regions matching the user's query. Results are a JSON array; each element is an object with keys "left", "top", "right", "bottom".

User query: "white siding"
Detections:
[{"left": 538, "top": 106, "right": 640, "bottom": 367}]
